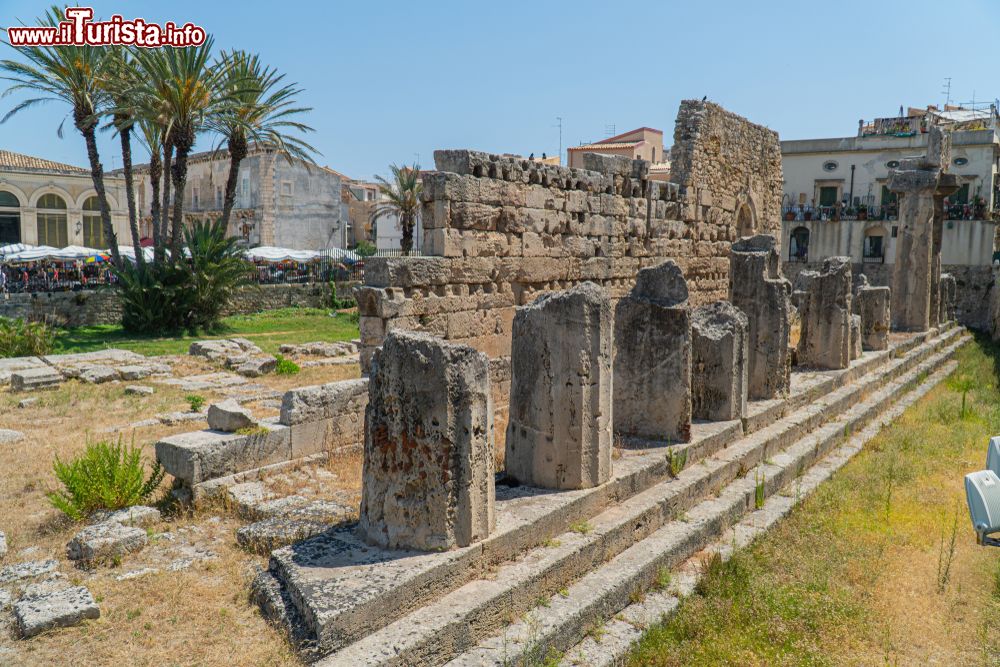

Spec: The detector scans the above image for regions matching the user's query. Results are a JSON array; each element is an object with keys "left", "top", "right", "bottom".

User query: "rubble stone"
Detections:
[
  {"left": 66, "top": 522, "right": 147, "bottom": 564},
  {"left": 0, "top": 559, "right": 58, "bottom": 584},
  {"left": 17, "top": 397, "right": 38, "bottom": 408},
  {"left": 124, "top": 385, "right": 154, "bottom": 396},
  {"left": 0, "top": 530, "right": 6, "bottom": 559},
  {"left": 0, "top": 429, "right": 25, "bottom": 444},
  {"left": 207, "top": 399, "right": 256, "bottom": 432},
  {"left": 278, "top": 341, "right": 356, "bottom": 357},
  {"left": 797, "top": 256, "right": 853, "bottom": 370},
  {"left": 14, "top": 586, "right": 100, "bottom": 638},
  {"left": 854, "top": 286, "right": 891, "bottom": 351},
  {"left": 691, "top": 301, "right": 749, "bottom": 421},
  {"left": 92, "top": 506, "right": 161, "bottom": 528},
  {"left": 236, "top": 355, "right": 278, "bottom": 378},
  {"left": 613, "top": 261, "right": 691, "bottom": 441},
  {"left": 189, "top": 338, "right": 262, "bottom": 362},
  {"left": 506, "top": 282, "right": 613, "bottom": 489},
  {"left": 729, "top": 235, "right": 792, "bottom": 399},
  {"left": 77, "top": 365, "right": 118, "bottom": 384},
  {"left": 359, "top": 330, "right": 495, "bottom": 551},
  {"left": 236, "top": 518, "right": 332, "bottom": 555}
]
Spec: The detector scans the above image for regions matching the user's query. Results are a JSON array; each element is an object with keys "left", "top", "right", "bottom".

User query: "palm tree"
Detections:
[
  {"left": 101, "top": 46, "right": 144, "bottom": 267},
  {"left": 372, "top": 164, "right": 422, "bottom": 253},
  {"left": 208, "top": 50, "right": 316, "bottom": 234},
  {"left": 0, "top": 6, "right": 123, "bottom": 268},
  {"left": 135, "top": 119, "right": 164, "bottom": 260},
  {"left": 131, "top": 39, "right": 227, "bottom": 257}
]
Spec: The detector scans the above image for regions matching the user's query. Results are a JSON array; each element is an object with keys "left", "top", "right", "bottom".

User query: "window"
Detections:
[
  {"left": 192, "top": 187, "right": 200, "bottom": 210},
  {"left": 951, "top": 183, "right": 969, "bottom": 204},
  {"left": 0, "top": 190, "right": 20, "bottom": 244},
  {"left": 819, "top": 186, "right": 838, "bottom": 207},
  {"left": 863, "top": 232, "right": 884, "bottom": 258},
  {"left": 215, "top": 187, "right": 222, "bottom": 208},
  {"left": 880, "top": 185, "right": 898, "bottom": 206},
  {"left": 81, "top": 196, "right": 105, "bottom": 248},
  {"left": 281, "top": 181, "right": 293, "bottom": 197},
  {"left": 822, "top": 160, "right": 838, "bottom": 172},
  {"left": 36, "top": 193, "right": 68, "bottom": 247},
  {"left": 953, "top": 157, "right": 969, "bottom": 166},
  {"left": 789, "top": 226, "right": 809, "bottom": 262},
  {"left": 886, "top": 160, "right": 900, "bottom": 169}
]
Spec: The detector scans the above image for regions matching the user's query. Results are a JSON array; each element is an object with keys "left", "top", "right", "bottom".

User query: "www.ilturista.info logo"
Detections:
[{"left": 6, "top": 7, "right": 207, "bottom": 48}]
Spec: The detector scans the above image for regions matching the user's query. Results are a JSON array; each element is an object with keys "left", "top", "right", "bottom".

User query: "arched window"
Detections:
[
  {"left": 789, "top": 226, "right": 809, "bottom": 262},
  {"left": 736, "top": 202, "right": 756, "bottom": 238},
  {"left": 36, "top": 193, "right": 68, "bottom": 247},
  {"left": 82, "top": 196, "right": 106, "bottom": 248},
  {"left": 0, "top": 190, "right": 20, "bottom": 244}
]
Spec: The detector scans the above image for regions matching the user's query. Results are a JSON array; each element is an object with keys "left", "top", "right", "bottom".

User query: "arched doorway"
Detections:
[
  {"left": 736, "top": 202, "right": 756, "bottom": 238},
  {"left": 0, "top": 190, "right": 20, "bottom": 244},
  {"left": 36, "top": 193, "right": 68, "bottom": 247},
  {"left": 789, "top": 226, "right": 809, "bottom": 262}
]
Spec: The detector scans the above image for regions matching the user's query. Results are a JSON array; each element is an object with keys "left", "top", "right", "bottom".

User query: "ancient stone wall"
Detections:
[
  {"left": 0, "top": 282, "right": 355, "bottom": 327},
  {"left": 356, "top": 101, "right": 783, "bottom": 394}
]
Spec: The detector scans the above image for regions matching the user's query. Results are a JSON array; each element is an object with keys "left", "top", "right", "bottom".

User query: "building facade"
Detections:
[
  {"left": 129, "top": 147, "right": 348, "bottom": 250},
  {"left": 779, "top": 105, "right": 999, "bottom": 268},
  {"left": 567, "top": 127, "right": 670, "bottom": 180},
  {"left": 0, "top": 150, "right": 131, "bottom": 248}
]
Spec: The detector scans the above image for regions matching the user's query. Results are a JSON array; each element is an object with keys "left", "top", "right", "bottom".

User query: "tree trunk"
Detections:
[
  {"left": 149, "top": 151, "right": 162, "bottom": 264},
  {"left": 117, "top": 119, "right": 145, "bottom": 269},
  {"left": 160, "top": 139, "right": 173, "bottom": 261},
  {"left": 401, "top": 211, "right": 414, "bottom": 254},
  {"left": 169, "top": 128, "right": 194, "bottom": 257},
  {"left": 220, "top": 135, "right": 247, "bottom": 236},
  {"left": 77, "top": 110, "right": 123, "bottom": 270}
]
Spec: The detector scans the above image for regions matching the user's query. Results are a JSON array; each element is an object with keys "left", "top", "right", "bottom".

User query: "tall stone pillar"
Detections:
[
  {"left": 359, "top": 331, "right": 495, "bottom": 551},
  {"left": 889, "top": 126, "right": 959, "bottom": 332},
  {"left": 854, "top": 285, "right": 891, "bottom": 351},
  {"left": 506, "top": 282, "right": 613, "bottom": 490},
  {"left": 797, "top": 256, "right": 853, "bottom": 370},
  {"left": 613, "top": 261, "right": 691, "bottom": 442},
  {"left": 729, "top": 234, "right": 792, "bottom": 399}
]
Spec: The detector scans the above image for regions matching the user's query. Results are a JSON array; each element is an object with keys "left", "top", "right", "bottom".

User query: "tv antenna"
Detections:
[
  {"left": 554, "top": 116, "right": 563, "bottom": 164},
  {"left": 605, "top": 123, "right": 616, "bottom": 138},
  {"left": 942, "top": 77, "right": 952, "bottom": 107}
]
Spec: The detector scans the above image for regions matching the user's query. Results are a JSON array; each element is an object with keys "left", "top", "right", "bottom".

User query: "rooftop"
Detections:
[{"left": 0, "top": 150, "right": 89, "bottom": 175}]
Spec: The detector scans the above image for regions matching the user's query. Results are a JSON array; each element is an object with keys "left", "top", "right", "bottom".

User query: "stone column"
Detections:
[
  {"left": 797, "top": 256, "right": 853, "bottom": 370},
  {"left": 850, "top": 315, "right": 863, "bottom": 360},
  {"left": 889, "top": 126, "right": 959, "bottom": 332},
  {"left": 505, "top": 282, "right": 612, "bottom": 490},
  {"left": 729, "top": 234, "right": 791, "bottom": 399},
  {"left": 613, "top": 261, "right": 691, "bottom": 442},
  {"left": 940, "top": 273, "right": 957, "bottom": 322},
  {"left": 359, "top": 330, "right": 495, "bottom": 551},
  {"left": 854, "top": 286, "right": 891, "bottom": 351},
  {"left": 691, "top": 301, "right": 749, "bottom": 421}
]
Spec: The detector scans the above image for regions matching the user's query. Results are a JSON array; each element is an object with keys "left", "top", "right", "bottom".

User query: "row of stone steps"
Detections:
[
  {"left": 295, "top": 327, "right": 964, "bottom": 665},
  {"left": 557, "top": 356, "right": 960, "bottom": 666},
  {"left": 444, "top": 334, "right": 967, "bottom": 666}
]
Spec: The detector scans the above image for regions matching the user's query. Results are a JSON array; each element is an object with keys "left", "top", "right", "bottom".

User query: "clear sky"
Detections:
[{"left": 1, "top": 0, "right": 998, "bottom": 182}]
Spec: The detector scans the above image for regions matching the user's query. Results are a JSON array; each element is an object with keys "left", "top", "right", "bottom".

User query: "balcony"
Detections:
[{"left": 861, "top": 252, "right": 884, "bottom": 264}]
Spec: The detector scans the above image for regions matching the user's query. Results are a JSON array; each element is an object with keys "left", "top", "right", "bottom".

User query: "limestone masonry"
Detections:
[
  {"left": 691, "top": 300, "right": 749, "bottom": 421},
  {"left": 797, "top": 256, "right": 854, "bottom": 370}
]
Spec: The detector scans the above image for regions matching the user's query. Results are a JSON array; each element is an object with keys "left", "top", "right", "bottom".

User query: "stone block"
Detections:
[
  {"left": 124, "top": 385, "right": 154, "bottom": 396},
  {"left": 11, "top": 367, "right": 62, "bottom": 392},
  {"left": 613, "top": 261, "right": 692, "bottom": 441},
  {"left": 207, "top": 399, "right": 256, "bottom": 432},
  {"left": 92, "top": 505, "right": 161, "bottom": 528},
  {"left": 66, "top": 522, "right": 148, "bottom": 563},
  {"left": 155, "top": 422, "right": 290, "bottom": 488},
  {"left": 189, "top": 338, "right": 262, "bottom": 361},
  {"left": 729, "top": 235, "right": 791, "bottom": 399},
  {"left": 691, "top": 301, "right": 749, "bottom": 421},
  {"left": 78, "top": 365, "right": 118, "bottom": 384},
  {"left": 855, "top": 286, "right": 891, "bottom": 351},
  {"left": 15, "top": 586, "right": 100, "bottom": 638},
  {"left": 359, "top": 331, "right": 495, "bottom": 551},
  {"left": 505, "top": 282, "right": 613, "bottom": 490},
  {"left": 237, "top": 355, "right": 277, "bottom": 378},
  {"left": 279, "top": 378, "right": 368, "bottom": 455},
  {"left": 0, "top": 559, "right": 57, "bottom": 585},
  {"left": 797, "top": 256, "right": 853, "bottom": 370},
  {"left": 0, "top": 429, "right": 24, "bottom": 445}
]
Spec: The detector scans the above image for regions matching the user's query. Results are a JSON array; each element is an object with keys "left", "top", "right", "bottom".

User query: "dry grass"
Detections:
[
  {"left": 0, "top": 353, "right": 364, "bottom": 665},
  {"left": 629, "top": 335, "right": 1000, "bottom": 666}
]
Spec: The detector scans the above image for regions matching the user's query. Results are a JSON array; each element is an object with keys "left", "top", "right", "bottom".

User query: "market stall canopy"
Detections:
[
  {"left": 2, "top": 245, "right": 64, "bottom": 262},
  {"left": 244, "top": 246, "right": 360, "bottom": 263},
  {"left": 117, "top": 245, "right": 155, "bottom": 262}
]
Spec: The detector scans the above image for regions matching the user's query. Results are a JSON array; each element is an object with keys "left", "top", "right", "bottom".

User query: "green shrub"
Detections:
[
  {"left": 354, "top": 240, "right": 377, "bottom": 257},
  {"left": 328, "top": 281, "right": 356, "bottom": 310},
  {"left": 185, "top": 394, "right": 205, "bottom": 412},
  {"left": 274, "top": 354, "right": 300, "bottom": 375},
  {"left": 0, "top": 317, "right": 55, "bottom": 357},
  {"left": 47, "top": 439, "right": 165, "bottom": 521}
]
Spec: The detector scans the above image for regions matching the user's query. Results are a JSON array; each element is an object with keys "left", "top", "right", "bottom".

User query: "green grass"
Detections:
[
  {"left": 628, "top": 334, "right": 1000, "bottom": 666},
  {"left": 51, "top": 307, "right": 359, "bottom": 357}
]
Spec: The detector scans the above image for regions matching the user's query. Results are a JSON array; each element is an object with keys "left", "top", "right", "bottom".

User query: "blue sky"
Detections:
[{"left": 1, "top": 0, "right": 998, "bottom": 181}]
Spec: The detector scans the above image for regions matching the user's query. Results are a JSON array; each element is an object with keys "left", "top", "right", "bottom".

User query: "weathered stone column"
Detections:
[
  {"left": 359, "top": 330, "right": 495, "bottom": 551},
  {"left": 613, "top": 261, "right": 691, "bottom": 442},
  {"left": 854, "top": 285, "right": 891, "bottom": 351},
  {"left": 506, "top": 282, "right": 612, "bottom": 490},
  {"left": 797, "top": 256, "right": 853, "bottom": 370},
  {"left": 850, "top": 315, "right": 863, "bottom": 360},
  {"left": 691, "top": 301, "right": 749, "bottom": 421},
  {"left": 729, "top": 234, "right": 791, "bottom": 399},
  {"left": 889, "top": 126, "right": 959, "bottom": 332},
  {"left": 940, "top": 273, "right": 957, "bottom": 323}
]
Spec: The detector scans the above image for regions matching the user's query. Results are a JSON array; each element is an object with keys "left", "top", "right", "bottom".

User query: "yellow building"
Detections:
[{"left": 567, "top": 127, "right": 667, "bottom": 170}]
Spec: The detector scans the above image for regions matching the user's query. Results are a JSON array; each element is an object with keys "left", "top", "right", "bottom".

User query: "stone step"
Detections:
[
  {"left": 298, "top": 328, "right": 964, "bottom": 664},
  {"left": 557, "top": 357, "right": 960, "bottom": 666},
  {"left": 442, "top": 335, "right": 967, "bottom": 667}
]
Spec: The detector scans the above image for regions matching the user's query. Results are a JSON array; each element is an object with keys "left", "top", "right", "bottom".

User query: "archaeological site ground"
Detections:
[{"left": 0, "top": 99, "right": 998, "bottom": 667}]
